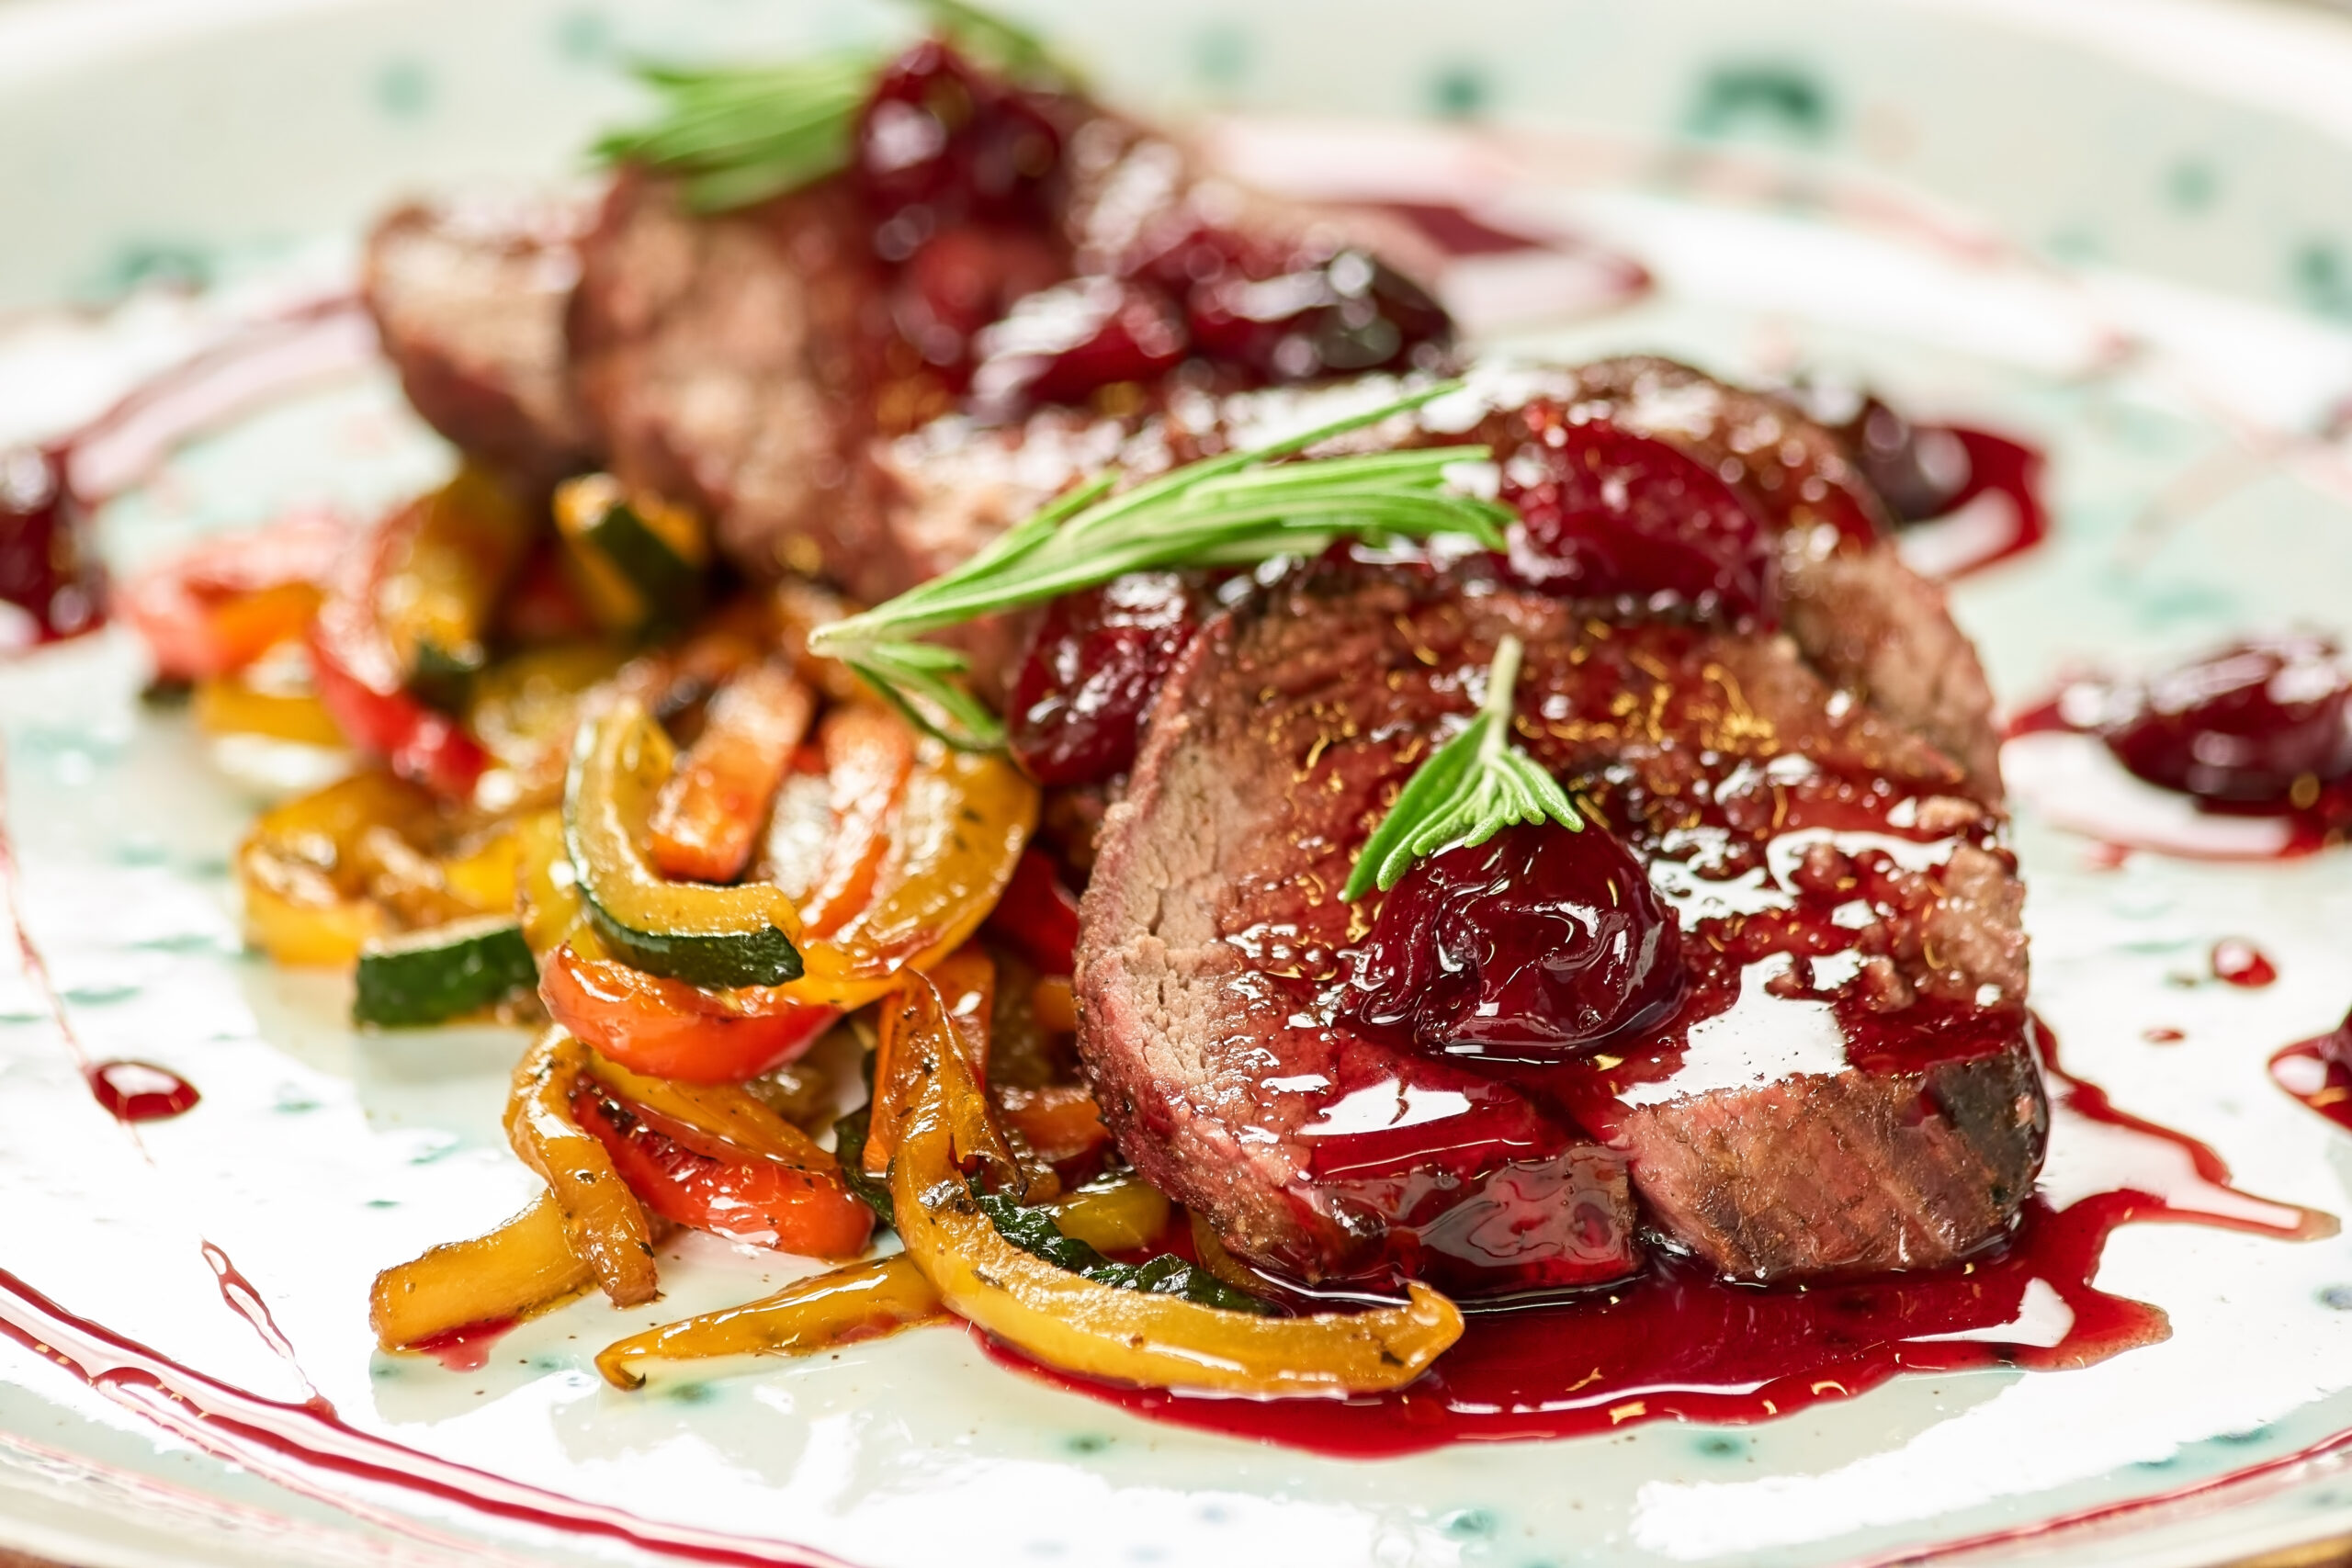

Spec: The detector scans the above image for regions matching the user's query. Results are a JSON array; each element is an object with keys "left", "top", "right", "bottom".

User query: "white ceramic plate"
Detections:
[{"left": 4, "top": 2, "right": 2352, "bottom": 1565}]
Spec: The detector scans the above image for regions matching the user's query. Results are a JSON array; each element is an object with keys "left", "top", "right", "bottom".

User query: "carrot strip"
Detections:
[
  {"left": 648, "top": 660, "right": 814, "bottom": 884},
  {"left": 798, "top": 705, "right": 917, "bottom": 939}
]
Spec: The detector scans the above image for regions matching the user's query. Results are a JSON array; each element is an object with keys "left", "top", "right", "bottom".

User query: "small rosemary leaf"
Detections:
[
  {"left": 1342, "top": 716, "right": 1487, "bottom": 901},
  {"left": 1341, "top": 635, "right": 1584, "bottom": 900},
  {"left": 865, "top": 639, "right": 971, "bottom": 673}
]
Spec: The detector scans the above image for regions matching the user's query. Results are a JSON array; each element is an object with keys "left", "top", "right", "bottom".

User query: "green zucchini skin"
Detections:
[
  {"left": 586, "top": 501, "right": 705, "bottom": 631},
  {"left": 565, "top": 702, "right": 805, "bottom": 990},
  {"left": 354, "top": 917, "right": 537, "bottom": 1027},
  {"left": 579, "top": 896, "right": 804, "bottom": 990}
]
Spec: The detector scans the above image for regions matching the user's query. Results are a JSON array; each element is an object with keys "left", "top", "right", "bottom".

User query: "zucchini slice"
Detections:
[
  {"left": 379, "top": 466, "right": 537, "bottom": 708},
  {"left": 553, "top": 475, "right": 708, "bottom": 634},
  {"left": 354, "top": 916, "right": 537, "bottom": 1027},
  {"left": 565, "top": 700, "right": 804, "bottom": 988}
]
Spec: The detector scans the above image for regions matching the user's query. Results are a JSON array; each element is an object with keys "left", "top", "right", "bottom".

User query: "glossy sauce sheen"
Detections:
[
  {"left": 2007, "top": 639, "right": 2352, "bottom": 857},
  {"left": 989, "top": 1021, "right": 2333, "bottom": 1457},
  {"left": 2272, "top": 1014, "right": 2352, "bottom": 1134},
  {"left": 85, "top": 1059, "right": 202, "bottom": 1122}
]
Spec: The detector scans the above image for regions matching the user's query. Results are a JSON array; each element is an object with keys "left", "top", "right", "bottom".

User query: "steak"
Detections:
[
  {"left": 566, "top": 170, "right": 900, "bottom": 594},
  {"left": 361, "top": 195, "right": 594, "bottom": 486},
  {"left": 1077, "top": 568, "right": 2043, "bottom": 1292}
]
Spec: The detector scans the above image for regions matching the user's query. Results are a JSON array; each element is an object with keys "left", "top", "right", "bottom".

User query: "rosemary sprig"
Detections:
[
  {"left": 1340, "top": 634, "right": 1583, "bottom": 901},
  {"left": 593, "top": 1, "right": 1070, "bottom": 214},
  {"left": 806, "top": 381, "right": 1512, "bottom": 748},
  {"left": 594, "top": 53, "right": 879, "bottom": 213}
]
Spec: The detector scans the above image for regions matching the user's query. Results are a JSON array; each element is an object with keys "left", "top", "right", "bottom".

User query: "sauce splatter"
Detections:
[
  {"left": 406, "top": 1319, "right": 519, "bottom": 1373},
  {"left": 2211, "top": 939, "right": 2278, "bottom": 988},
  {"left": 85, "top": 1060, "right": 200, "bottom": 1122},
  {"left": 2272, "top": 1013, "right": 2352, "bottom": 1134},
  {"left": 983, "top": 1019, "right": 2335, "bottom": 1457}
]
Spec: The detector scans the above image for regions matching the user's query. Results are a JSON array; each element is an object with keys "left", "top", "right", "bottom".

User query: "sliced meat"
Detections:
[
  {"left": 1078, "top": 569, "right": 2045, "bottom": 1291},
  {"left": 362, "top": 195, "right": 594, "bottom": 486},
  {"left": 1521, "top": 355, "right": 2004, "bottom": 795},
  {"left": 566, "top": 171, "right": 899, "bottom": 594},
  {"left": 948, "top": 359, "right": 2005, "bottom": 791}
]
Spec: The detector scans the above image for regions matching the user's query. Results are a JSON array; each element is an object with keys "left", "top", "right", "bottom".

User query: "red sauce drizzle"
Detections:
[
  {"left": 981, "top": 1019, "right": 2334, "bottom": 1457},
  {"left": 85, "top": 1059, "right": 201, "bottom": 1122},
  {"left": 2211, "top": 939, "right": 2278, "bottom": 988},
  {"left": 2271, "top": 1012, "right": 2352, "bottom": 1134},
  {"left": 407, "top": 1318, "right": 519, "bottom": 1373},
  {"left": 0, "top": 295, "right": 368, "bottom": 652}
]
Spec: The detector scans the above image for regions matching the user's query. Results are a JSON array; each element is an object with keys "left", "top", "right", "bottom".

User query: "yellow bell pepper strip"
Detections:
[
  {"left": 1047, "top": 1169, "right": 1172, "bottom": 1255},
  {"left": 566, "top": 700, "right": 806, "bottom": 989},
  {"left": 352, "top": 826, "right": 486, "bottom": 931},
  {"left": 194, "top": 673, "right": 346, "bottom": 748},
  {"left": 648, "top": 660, "right": 814, "bottom": 886},
  {"left": 866, "top": 960, "right": 1014, "bottom": 1189},
  {"left": 369, "top": 1191, "right": 592, "bottom": 1351},
  {"left": 237, "top": 770, "right": 439, "bottom": 966},
  {"left": 577, "top": 1048, "right": 842, "bottom": 1176},
  {"left": 438, "top": 827, "right": 522, "bottom": 915},
  {"left": 799, "top": 703, "right": 916, "bottom": 938},
  {"left": 589, "top": 1170, "right": 1175, "bottom": 1390},
  {"left": 505, "top": 1028, "right": 661, "bottom": 1306},
  {"left": 776, "top": 738, "right": 1038, "bottom": 1008},
  {"left": 885, "top": 976, "right": 1466, "bottom": 1394},
  {"left": 594, "top": 1255, "right": 944, "bottom": 1390},
  {"left": 376, "top": 465, "right": 537, "bottom": 706},
  {"left": 466, "top": 641, "right": 631, "bottom": 773},
  {"left": 513, "top": 809, "right": 591, "bottom": 959}
]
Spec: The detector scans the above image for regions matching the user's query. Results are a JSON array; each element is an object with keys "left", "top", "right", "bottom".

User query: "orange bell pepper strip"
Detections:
[
  {"left": 120, "top": 510, "right": 348, "bottom": 682},
  {"left": 777, "top": 738, "right": 1038, "bottom": 1007},
  {"left": 539, "top": 940, "right": 836, "bottom": 1084},
  {"left": 998, "top": 1084, "right": 1111, "bottom": 1167},
  {"left": 648, "top": 660, "right": 814, "bottom": 885}
]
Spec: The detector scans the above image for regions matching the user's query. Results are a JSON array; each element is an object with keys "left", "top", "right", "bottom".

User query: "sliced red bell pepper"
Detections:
[
  {"left": 540, "top": 941, "right": 836, "bottom": 1084},
  {"left": 121, "top": 511, "right": 350, "bottom": 681},
  {"left": 648, "top": 660, "right": 814, "bottom": 885},
  {"left": 985, "top": 849, "right": 1081, "bottom": 977},
  {"left": 572, "top": 1088, "right": 874, "bottom": 1259},
  {"left": 308, "top": 507, "right": 487, "bottom": 800}
]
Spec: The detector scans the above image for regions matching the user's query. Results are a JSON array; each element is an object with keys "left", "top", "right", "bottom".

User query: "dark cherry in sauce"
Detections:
[
  {"left": 2007, "top": 637, "right": 2352, "bottom": 855},
  {"left": 1493, "top": 404, "right": 1773, "bottom": 622},
  {"left": 0, "top": 445, "right": 105, "bottom": 645},
  {"left": 1007, "top": 572, "right": 1201, "bottom": 785},
  {"left": 86, "top": 1060, "right": 201, "bottom": 1122},
  {"left": 850, "top": 39, "right": 1456, "bottom": 418},
  {"left": 1342, "top": 822, "right": 1685, "bottom": 1065},
  {"left": 2098, "top": 637, "right": 2352, "bottom": 807}
]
